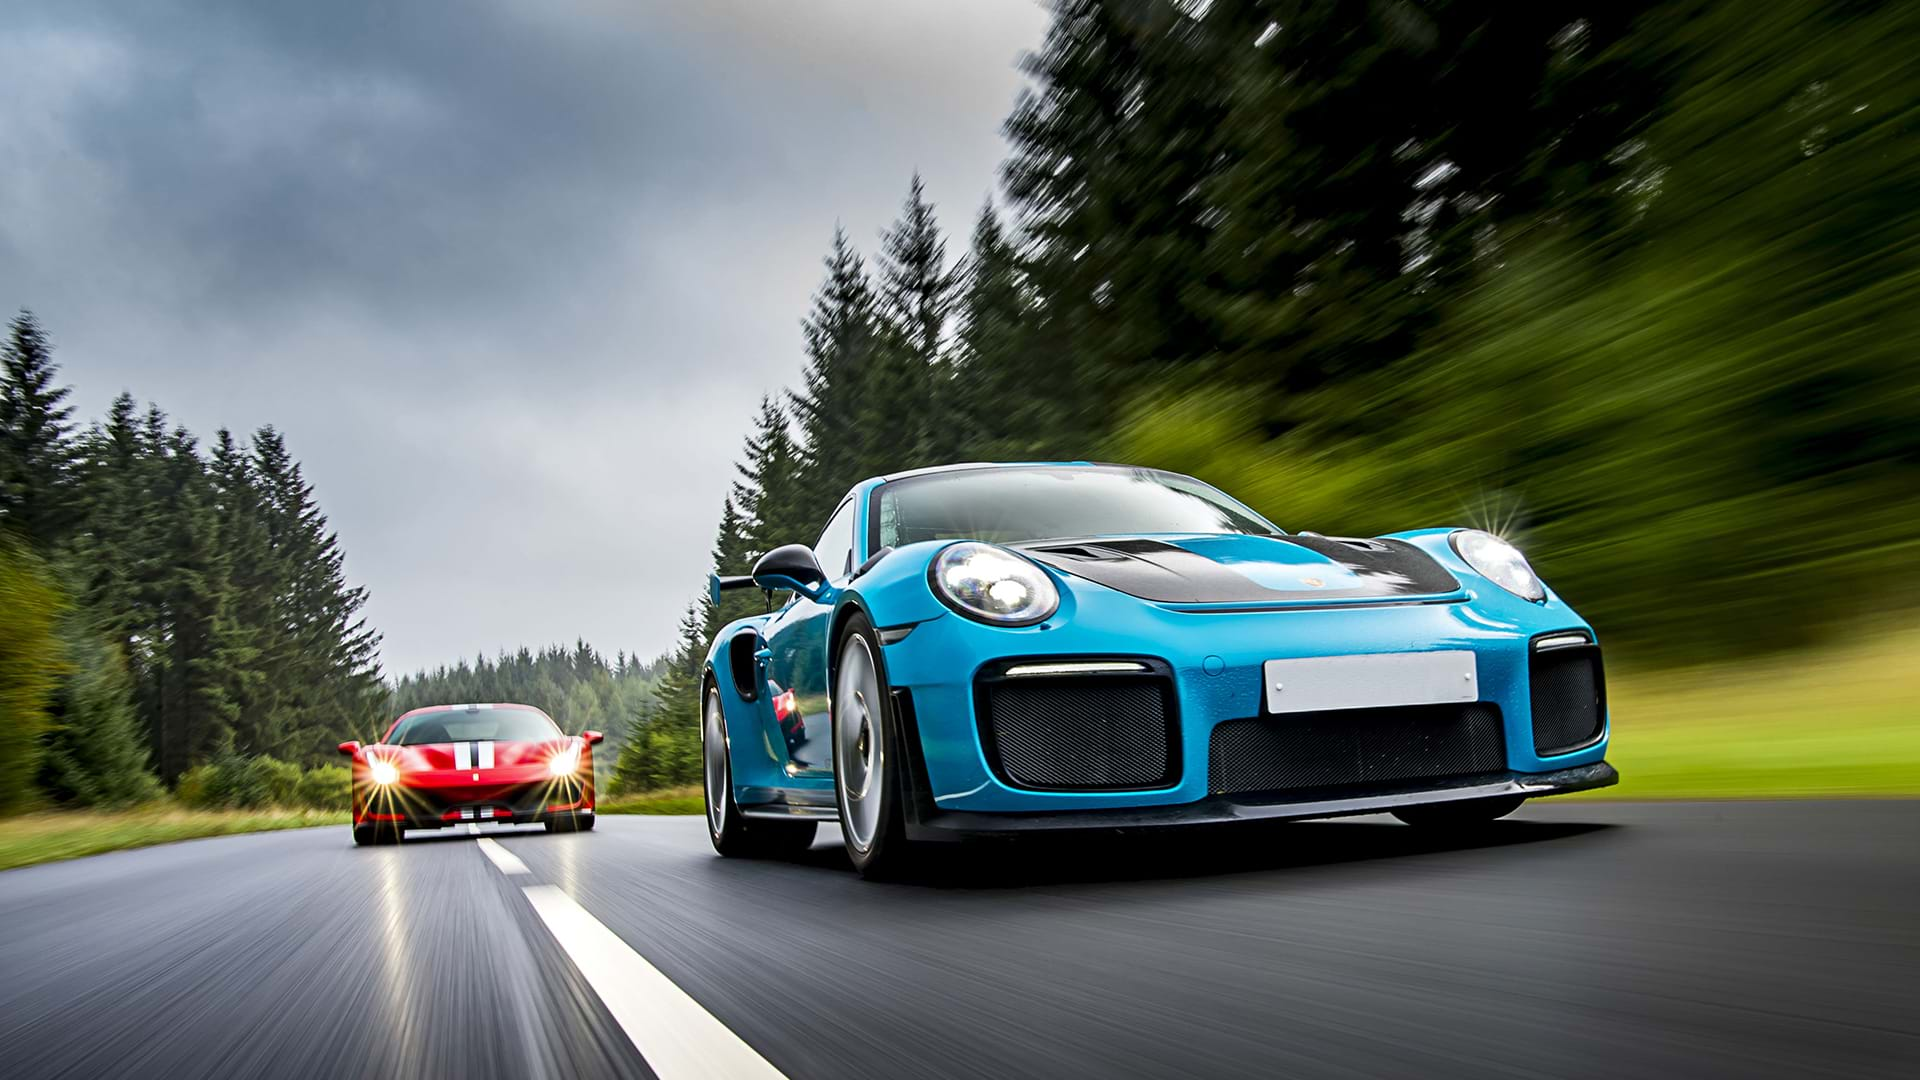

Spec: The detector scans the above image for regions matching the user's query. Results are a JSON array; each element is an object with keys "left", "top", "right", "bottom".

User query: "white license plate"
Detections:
[{"left": 1262, "top": 651, "right": 1478, "bottom": 714}]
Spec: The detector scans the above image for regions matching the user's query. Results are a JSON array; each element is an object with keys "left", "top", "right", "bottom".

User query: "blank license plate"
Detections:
[{"left": 1263, "top": 651, "right": 1478, "bottom": 715}]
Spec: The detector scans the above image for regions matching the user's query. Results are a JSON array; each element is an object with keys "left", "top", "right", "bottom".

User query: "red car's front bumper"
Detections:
[{"left": 354, "top": 762, "right": 595, "bottom": 829}]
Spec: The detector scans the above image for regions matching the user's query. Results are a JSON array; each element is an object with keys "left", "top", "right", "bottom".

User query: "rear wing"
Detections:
[{"left": 708, "top": 573, "right": 757, "bottom": 606}]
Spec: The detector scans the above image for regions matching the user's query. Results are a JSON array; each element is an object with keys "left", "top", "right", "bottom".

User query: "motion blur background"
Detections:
[{"left": 1, "top": 0, "right": 1916, "bottom": 859}]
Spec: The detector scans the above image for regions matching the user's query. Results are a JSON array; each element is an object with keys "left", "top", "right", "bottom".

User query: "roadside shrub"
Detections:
[
  {"left": 178, "top": 755, "right": 349, "bottom": 811},
  {"left": 291, "top": 765, "right": 350, "bottom": 810},
  {"left": 249, "top": 756, "right": 303, "bottom": 807}
]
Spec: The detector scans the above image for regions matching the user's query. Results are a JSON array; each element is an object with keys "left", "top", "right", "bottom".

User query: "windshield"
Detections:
[
  {"left": 387, "top": 706, "right": 559, "bottom": 745},
  {"left": 871, "top": 466, "right": 1280, "bottom": 549}
]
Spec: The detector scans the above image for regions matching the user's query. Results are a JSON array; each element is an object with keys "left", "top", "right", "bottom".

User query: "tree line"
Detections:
[
  {"left": 613, "top": 0, "right": 1920, "bottom": 789},
  {"left": 0, "top": 312, "right": 383, "bottom": 811},
  {"left": 391, "top": 643, "right": 666, "bottom": 785}
]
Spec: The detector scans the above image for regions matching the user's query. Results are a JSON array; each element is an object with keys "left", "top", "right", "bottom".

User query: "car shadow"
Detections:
[{"left": 784, "top": 816, "right": 1618, "bottom": 889}]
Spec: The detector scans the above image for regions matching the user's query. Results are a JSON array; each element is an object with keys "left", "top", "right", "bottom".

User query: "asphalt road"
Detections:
[{"left": 2, "top": 801, "right": 1915, "bottom": 1079}]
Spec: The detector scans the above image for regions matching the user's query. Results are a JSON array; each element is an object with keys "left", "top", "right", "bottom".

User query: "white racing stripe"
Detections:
[
  {"left": 478, "top": 740, "right": 495, "bottom": 769},
  {"left": 475, "top": 837, "right": 529, "bottom": 876},
  {"left": 523, "top": 884, "right": 789, "bottom": 1080},
  {"left": 454, "top": 742, "right": 472, "bottom": 770}
]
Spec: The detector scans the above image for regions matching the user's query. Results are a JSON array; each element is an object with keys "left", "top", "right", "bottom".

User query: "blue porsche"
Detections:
[{"left": 704, "top": 462, "right": 1615, "bottom": 877}]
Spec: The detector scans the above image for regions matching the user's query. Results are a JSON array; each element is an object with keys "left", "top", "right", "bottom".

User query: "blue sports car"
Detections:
[{"left": 704, "top": 462, "right": 1615, "bottom": 877}]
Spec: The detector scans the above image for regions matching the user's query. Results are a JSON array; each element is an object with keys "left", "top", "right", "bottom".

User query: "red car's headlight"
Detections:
[{"left": 548, "top": 744, "right": 582, "bottom": 778}]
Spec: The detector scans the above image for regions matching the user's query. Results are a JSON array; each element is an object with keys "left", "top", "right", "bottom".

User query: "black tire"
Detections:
[
  {"left": 545, "top": 812, "right": 595, "bottom": 833},
  {"left": 703, "top": 685, "right": 818, "bottom": 858},
  {"left": 832, "top": 612, "right": 918, "bottom": 880},
  {"left": 1391, "top": 795, "right": 1526, "bottom": 828},
  {"left": 354, "top": 822, "right": 400, "bottom": 846}
]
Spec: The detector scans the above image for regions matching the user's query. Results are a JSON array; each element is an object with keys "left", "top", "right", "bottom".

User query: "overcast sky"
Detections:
[{"left": 1, "top": 0, "right": 1050, "bottom": 675}]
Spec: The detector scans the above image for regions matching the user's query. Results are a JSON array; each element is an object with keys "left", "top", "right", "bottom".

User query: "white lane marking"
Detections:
[
  {"left": 523, "top": 884, "right": 788, "bottom": 1080},
  {"left": 476, "top": 837, "right": 530, "bottom": 876}
]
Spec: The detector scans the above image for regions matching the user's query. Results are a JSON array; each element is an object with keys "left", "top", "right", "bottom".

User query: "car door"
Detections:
[{"left": 760, "top": 497, "right": 858, "bottom": 777}]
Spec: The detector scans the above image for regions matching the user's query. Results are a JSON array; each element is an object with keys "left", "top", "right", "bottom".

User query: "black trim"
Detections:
[
  {"left": 902, "top": 762, "right": 1618, "bottom": 838},
  {"left": 1161, "top": 596, "right": 1467, "bottom": 615},
  {"left": 725, "top": 629, "right": 761, "bottom": 702},
  {"left": 972, "top": 655, "right": 1181, "bottom": 793},
  {"left": 1528, "top": 629, "right": 1608, "bottom": 756}
]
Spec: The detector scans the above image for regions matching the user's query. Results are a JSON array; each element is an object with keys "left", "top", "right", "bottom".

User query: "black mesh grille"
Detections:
[
  {"left": 1208, "top": 704, "right": 1506, "bottom": 796},
  {"left": 980, "top": 674, "right": 1177, "bottom": 790},
  {"left": 1531, "top": 647, "right": 1605, "bottom": 755}
]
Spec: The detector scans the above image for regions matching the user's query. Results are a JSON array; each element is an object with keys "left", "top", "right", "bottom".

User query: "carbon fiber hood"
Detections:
[{"left": 1015, "top": 534, "right": 1461, "bottom": 605}]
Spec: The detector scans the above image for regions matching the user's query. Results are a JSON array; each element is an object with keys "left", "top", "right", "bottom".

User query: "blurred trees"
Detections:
[
  {"left": 0, "top": 316, "right": 386, "bottom": 809},
  {"left": 1097, "top": 0, "right": 1920, "bottom": 654}
]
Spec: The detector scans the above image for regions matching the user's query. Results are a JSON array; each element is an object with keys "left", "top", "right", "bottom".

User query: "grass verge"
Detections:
[
  {"left": 0, "top": 806, "right": 348, "bottom": 872},
  {"left": 1577, "top": 623, "right": 1920, "bottom": 800},
  {"left": 597, "top": 784, "right": 704, "bottom": 816}
]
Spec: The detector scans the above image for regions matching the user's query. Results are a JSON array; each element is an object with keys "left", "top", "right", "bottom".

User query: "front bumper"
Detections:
[
  {"left": 880, "top": 588, "right": 1610, "bottom": 816},
  {"left": 354, "top": 773, "right": 595, "bottom": 829},
  {"left": 902, "top": 761, "right": 1616, "bottom": 839}
]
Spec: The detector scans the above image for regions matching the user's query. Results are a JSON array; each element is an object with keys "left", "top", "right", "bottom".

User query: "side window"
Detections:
[{"left": 814, "top": 500, "right": 857, "bottom": 581}]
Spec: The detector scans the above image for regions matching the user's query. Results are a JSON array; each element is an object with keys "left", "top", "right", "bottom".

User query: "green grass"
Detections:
[
  {"left": 1578, "top": 624, "right": 1920, "bottom": 800},
  {"left": 0, "top": 806, "right": 349, "bottom": 872},
  {"left": 597, "top": 784, "right": 704, "bottom": 816}
]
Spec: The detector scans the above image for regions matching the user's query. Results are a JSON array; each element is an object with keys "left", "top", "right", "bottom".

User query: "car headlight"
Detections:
[
  {"left": 930, "top": 542, "right": 1059, "bottom": 626},
  {"left": 1450, "top": 529, "right": 1547, "bottom": 602},
  {"left": 369, "top": 758, "right": 400, "bottom": 785},
  {"left": 548, "top": 744, "right": 582, "bottom": 778}
]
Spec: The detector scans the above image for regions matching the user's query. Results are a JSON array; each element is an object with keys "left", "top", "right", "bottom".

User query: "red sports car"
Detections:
[{"left": 337, "top": 703, "right": 602, "bottom": 845}]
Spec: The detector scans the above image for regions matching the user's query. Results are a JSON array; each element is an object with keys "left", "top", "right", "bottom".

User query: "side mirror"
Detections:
[
  {"left": 582, "top": 730, "right": 604, "bottom": 746},
  {"left": 752, "top": 543, "right": 830, "bottom": 601},
  {"left": 337, "top": 740, "right": 361, "bottom": 757}
]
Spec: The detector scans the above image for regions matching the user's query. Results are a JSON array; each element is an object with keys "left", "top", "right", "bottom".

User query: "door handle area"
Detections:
[{"left": 753, "top": 648, "right": 772, "bottom": 663}]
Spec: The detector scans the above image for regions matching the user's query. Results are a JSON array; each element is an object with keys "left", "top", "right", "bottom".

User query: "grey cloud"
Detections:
[{"left": 1, "top": 0, "right": 1047, "bottom": 675}]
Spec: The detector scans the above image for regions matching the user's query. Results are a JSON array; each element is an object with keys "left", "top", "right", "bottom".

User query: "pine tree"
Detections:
[
  {"left": 1003, "top": 0, "right": 1223, "bottom": 398},
  {"left": 874, "top": 175, "right": 959, "bottom": 463},
  {"left": 0, "top": 310, "right": 78, "bottom": 546},
  {"left": 148, "top": 426, "right": 238, "bottom": 780},
  {"left": 208, "top": 430, "right": 273, "bottom": 753},
  {"left": 789, "top": 228, "right": 885, "bottom": 526},
  {"left": 733, "top": 395, "right": 804, "bottom": 555},
  {"left": 952, "top": 200, "right": 1072, "bottom": 457}
]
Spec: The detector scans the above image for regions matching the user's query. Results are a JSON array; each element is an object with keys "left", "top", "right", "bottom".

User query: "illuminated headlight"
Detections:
[
  {"left": 369, "top": 758, "right": 400, "bottom": 786},
  {"left": 931, "top": 542, "right": 1059, "bottom": 626},
  {"left": 1451, "top": 529, "right": 1547, "bottom": 602},
  {"left": 548, "top": 744, "right": 582, "bottom": 778}
]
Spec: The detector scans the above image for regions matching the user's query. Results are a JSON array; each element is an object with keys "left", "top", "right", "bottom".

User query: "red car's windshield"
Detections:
[{"left": 386, "top": 707, "right": 558, "bottom": 745}]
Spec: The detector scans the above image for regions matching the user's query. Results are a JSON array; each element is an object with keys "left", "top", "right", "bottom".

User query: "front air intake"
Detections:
[
  {"left": 1530, "top": 635, "right": 1606, "bottom": 755},
  {"left": 975, "top": 660, "right": 1179, "bottom": 791},
  {"left": 1209, "top": 704, "right": 1507, "bottom": 796}
]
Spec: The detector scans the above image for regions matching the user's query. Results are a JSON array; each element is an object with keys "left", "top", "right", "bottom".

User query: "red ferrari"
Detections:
[{"left": 338, "top": 703, "right": 602, "bottom": 845}]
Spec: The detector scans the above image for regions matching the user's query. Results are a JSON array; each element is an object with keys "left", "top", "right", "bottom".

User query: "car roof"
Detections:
[
  {"left": 872, "top": 460, "right": 1099, "bottom": 483},
  {"left": 384, "top": 703, "right": 556, "bottom": 736}
]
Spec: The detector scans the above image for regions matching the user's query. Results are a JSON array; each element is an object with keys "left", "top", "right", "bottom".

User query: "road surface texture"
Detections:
[{"left": 2, "top": 802, "right": 1914, "bottom": 1079}]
